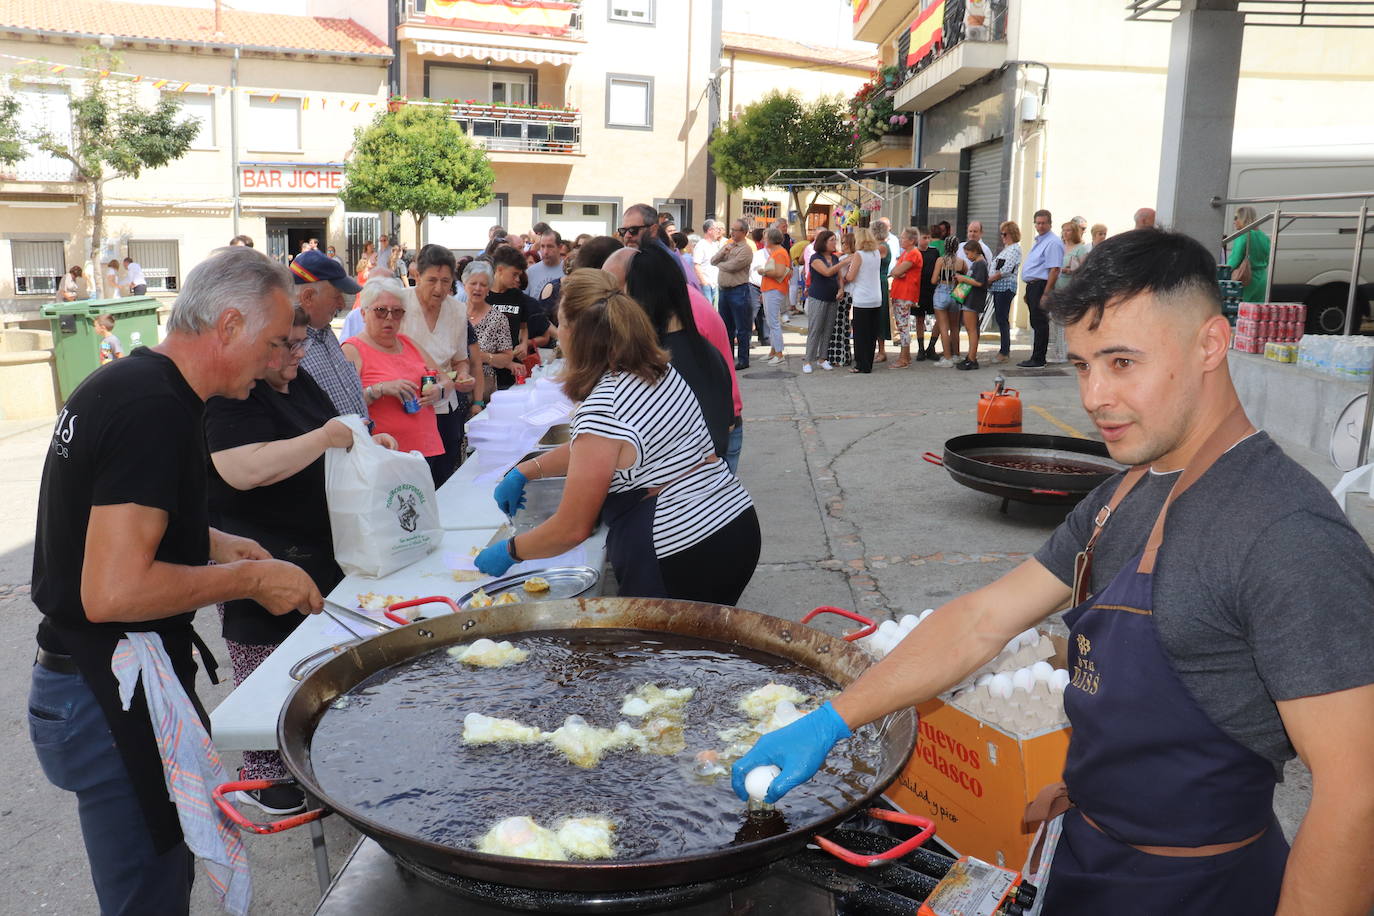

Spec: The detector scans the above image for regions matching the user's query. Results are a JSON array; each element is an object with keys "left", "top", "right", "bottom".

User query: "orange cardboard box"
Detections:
[{"left": 884, "top": 636, "right": 1072, "bottom": 868}]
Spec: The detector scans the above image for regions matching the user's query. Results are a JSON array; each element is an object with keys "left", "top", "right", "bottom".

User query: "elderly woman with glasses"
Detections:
[
  {"left": 342, "top": 277, "right": 449, "bottom": 484},
  {"left": 204, "top": 305, "right": 396, "bottom": 814},
  {"left": 463, "top": 260, "right": 524, "bottom": 401}
]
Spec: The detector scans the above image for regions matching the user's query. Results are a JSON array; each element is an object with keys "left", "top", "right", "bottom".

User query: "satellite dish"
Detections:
[{"left": 1330, "top": 394, "right": 1368, "bottom": 472}]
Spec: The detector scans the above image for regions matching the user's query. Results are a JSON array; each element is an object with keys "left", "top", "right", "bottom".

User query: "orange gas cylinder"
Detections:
[{"left": 977, "top": 375, "right": 1022, "bottom": 434}]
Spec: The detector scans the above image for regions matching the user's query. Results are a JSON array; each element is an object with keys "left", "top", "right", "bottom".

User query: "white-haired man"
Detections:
[
  {"left": 29, "top": 246, "right": 323, "bottom": 915},
  {"left": 293, "top": 248, "right": 368, "bottom": 419},
  {"left": 693, "top": 219, "right": 724, "bottom": 309}
]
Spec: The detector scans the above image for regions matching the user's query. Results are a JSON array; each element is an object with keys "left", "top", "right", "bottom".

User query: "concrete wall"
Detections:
[
  {"left": 1230, "top": 351, "right": 1365, "bottom": 456},
  {"left": 0, "top": 37, "right": 389, "bottom": 300}
]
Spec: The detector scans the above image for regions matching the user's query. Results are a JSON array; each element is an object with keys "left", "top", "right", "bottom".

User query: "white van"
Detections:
[{"left": 1228, "top": 134, "right": 1374, "bottom": 334}]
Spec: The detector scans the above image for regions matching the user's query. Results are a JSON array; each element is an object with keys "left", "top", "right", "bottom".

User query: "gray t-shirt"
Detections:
[
  {"left": 1036, "top": 432, "right": 1374, "bottom": 776},
  {"left": 524, "top": 260, "right": 565, "bottom": 299}
]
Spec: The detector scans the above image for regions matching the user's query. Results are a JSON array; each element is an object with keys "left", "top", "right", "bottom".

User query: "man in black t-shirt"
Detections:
[
  {"left": 28, "top": 246, "right": 322, "bottom": 915},
  {"left": 486, "top": 244, "right": 550, "bottom": 384},
  {"left": 916, "top": 229, "right": 939, "bottom": 359}
]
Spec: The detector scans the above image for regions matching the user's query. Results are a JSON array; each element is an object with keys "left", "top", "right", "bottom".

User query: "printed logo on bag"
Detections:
[{"left": 387, "top": 485, "right": 426, "bottom": 533}]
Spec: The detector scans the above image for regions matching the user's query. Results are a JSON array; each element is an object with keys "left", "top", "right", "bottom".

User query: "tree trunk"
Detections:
[
  {"left": 413, "top": 212, "right": 424, "bottom": 250},
  {"left": 87, "top": 178, "right": 104, "bottom": 283}
]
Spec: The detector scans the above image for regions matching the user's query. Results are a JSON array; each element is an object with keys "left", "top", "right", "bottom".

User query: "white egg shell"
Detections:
[
  {"left": 877, "top": 620, "right": 901, "bottom": 639},
  {"left": 990, "top": 674, "right": 1014, "bottom": 699},
  {"left": 745, "top": 765, "right": 782, "bottom": 802},
  {"left": 919, "top": 608, "right": 936, "bottom": 621},
  {"left": 1050, "top": 669, "right": 1071, "bottom": 692},
  {"left": 1011, "top": 668, "right": 1035, "bottom": 693},
  {"left": 1031, "top": 661, "right": 1055, "bottom": 682},
  {"left": 898, "top": 614, "right": 920, "bottom": 631}
]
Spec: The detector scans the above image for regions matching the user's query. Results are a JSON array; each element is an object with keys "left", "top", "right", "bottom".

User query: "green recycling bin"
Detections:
[{"left": 41, "top": 296, "right": 163, "bottom": 401}]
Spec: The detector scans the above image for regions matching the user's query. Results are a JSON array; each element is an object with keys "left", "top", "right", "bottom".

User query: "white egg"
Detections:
[
  {"left": 976, "top": 673, "right": 995, "bottom": 687},
  {"left": 744, "top": 765, "right": 782, "bottom": 803},
  {"left": 877, "top": 620, "right": 901, "bottom": 639},
  {"left": 919, "top": 608, "right": 936, "bottom": 621},
  {"left": 990, "top": 674, "right": 1014, "bottom": 699},
  {"left": 1050, "top": 669, "right": 1070, "bottom": 692},
  {"left": 898, "top": 614, "right": 920, "bottom": 632},
  {"left": 1011, "top": 668, "right": 1035, "bottom": 693},
  {"left": 620, "top": 697, "right": 651, "bottom": 718},
  {"left": 1031, "top": 661, "right": 1055, "bottom": 682}
]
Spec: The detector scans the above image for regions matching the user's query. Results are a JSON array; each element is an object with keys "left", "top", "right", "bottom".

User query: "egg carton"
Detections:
[{"left": 946, "top": 663, "right": 1070, "bottom": 738}]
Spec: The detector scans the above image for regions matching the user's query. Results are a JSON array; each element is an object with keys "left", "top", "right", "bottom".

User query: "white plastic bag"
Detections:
[{"left": 325, "top": 415, "right": 440, "bottom": 578}]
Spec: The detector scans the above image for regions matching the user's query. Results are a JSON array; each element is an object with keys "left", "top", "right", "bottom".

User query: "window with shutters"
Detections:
[
  {"left": 11, "top": 240, "right": 66, "bottom": 295},
  {"left": 605, "top": 75, "right": 653, "bottom": 129},
  {"left": 167, "top": 92, "right": 216, "bottom": 149},
  {"left": 246, "top": 96, "right": 302, "bottom": 152},
  {"left": 742, "top": 199, "right": 781, "bottom": 223},
  {"left": 127, "top": 240, "right": 181, "bottom": 292},
  {"left": 608, "top": 0, "right": 654, "bottom": 25}
]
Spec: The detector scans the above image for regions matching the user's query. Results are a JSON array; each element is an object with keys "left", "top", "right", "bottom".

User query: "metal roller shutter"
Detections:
[{"left": 964, "top": 139, "right": 1004, "bottom": 237}]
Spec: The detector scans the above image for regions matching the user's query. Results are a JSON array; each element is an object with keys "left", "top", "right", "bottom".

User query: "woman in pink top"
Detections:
[{"left": 342, "top": 277, "right": 448, "bottom": 484}]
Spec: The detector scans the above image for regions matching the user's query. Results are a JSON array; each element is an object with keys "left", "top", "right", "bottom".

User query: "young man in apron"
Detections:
[{"left": 732, "top": 229, "right": 1374, "bottom": 914}]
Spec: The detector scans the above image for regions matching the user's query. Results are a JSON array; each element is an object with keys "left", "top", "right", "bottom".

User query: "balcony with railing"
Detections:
[
  {"left": 893, "top": 0, "right": 1009, "bottom": 113},
  {"left": 408, "top": 100, "right": 582, "bottom": 158},
  {"left": 402, "top": 0, "right": 584, "bottom": 41}
]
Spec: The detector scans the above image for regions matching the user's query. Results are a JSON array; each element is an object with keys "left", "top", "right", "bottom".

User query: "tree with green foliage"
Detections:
[
  {"left": 709, "top": 91, "right": 857, "bottom": 224},
  {"left": 341, "top": 105, "right": 495, "bottom": 244},
  {"left": 0, "top": 96, "right": 25, "bottom": 166},
  {"left": 24, "top": 49, "right": 200, "bottom": 274}
]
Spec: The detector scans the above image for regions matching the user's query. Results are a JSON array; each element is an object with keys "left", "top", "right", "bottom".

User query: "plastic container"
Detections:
[{"left": 41, "top": 296, "right": 162, "bottom": 400}]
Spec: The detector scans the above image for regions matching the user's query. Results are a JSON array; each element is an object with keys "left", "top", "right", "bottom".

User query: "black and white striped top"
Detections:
[{"left": 572, "top": 366, "right": 752, "bottom": 558}]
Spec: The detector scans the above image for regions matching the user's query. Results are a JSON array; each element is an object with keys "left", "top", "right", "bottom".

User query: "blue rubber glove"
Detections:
[
  {"left": 474, "top": 539, "right": 517, "bottom": 577},
  {"left": 493, "top": 468, "right": 528, "bottom": 517},
  {"left": 730, "top": 701, "right": 852, "bottom": 804}
]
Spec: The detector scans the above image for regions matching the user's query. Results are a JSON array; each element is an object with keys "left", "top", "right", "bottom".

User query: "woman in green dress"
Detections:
[{"left": 1228, "top": 205, "right": 1271, "bottom": 303}]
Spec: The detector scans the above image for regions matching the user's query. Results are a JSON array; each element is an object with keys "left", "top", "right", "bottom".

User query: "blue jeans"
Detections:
[
  {"left": 992, "top": 288, "right": 1016, "bottom": 355},
  {"left": 29, "top": 664, "right": 194, "bottom": 916},
  {"left": 725, "top": 421, "right": 743, "bottom": 474},
  {"left": 702, "top": 284, "right": 718, "bottom": 310},
  {"left": 719, "top": 284, "right": 754, "bottom": 366}
]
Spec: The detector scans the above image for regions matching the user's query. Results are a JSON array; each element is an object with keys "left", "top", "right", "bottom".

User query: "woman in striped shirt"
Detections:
[{"left": 475, "top": 269, "right": 760, "bottom": 605}]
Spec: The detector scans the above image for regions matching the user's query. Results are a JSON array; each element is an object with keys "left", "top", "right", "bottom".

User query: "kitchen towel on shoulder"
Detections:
[{"left": 326, "top": 414, "right": 440, "bottom": 578}]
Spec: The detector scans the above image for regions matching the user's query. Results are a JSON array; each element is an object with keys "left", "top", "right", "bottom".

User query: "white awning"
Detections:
[{"left": 414, "top": 40, "right": 574, "bottom": 67}]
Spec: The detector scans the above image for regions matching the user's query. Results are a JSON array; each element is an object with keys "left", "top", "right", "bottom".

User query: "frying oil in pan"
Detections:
[{"left": 309, "top": 629, "right": 886, "bottom": 860}]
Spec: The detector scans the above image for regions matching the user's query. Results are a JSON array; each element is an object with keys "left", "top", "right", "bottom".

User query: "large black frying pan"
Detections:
[
  {"left": 216, "top": 599, "right": 919, "bottom": 894},
  {"left": 924, "top": 433, "right": 1126, "bottom": 506}
]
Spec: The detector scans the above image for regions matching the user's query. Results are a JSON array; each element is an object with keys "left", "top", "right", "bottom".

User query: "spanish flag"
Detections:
[{"left": 907, "top": 0, "right": 944, "bottom": 66}]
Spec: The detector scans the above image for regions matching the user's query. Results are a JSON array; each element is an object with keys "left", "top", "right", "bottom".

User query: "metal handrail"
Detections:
[{"left": 1213, "top": 190, "right": 1374, "bottom": 206}]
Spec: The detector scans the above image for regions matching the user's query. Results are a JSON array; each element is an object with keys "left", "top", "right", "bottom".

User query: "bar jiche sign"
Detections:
[{"left": 239, "top": 163, "right": 346, "bottom": 194}]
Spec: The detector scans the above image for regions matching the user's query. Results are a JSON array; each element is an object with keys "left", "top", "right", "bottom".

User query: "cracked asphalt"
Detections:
[{"left": 0, "top": 326, "right": 1353, "bottom": 913}]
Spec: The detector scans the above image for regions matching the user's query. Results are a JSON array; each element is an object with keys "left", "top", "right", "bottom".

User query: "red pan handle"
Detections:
[
  {"left": 801, "top": 606, "right": 877, "bottom": 642},
  {"left": 921, "top": 451, "right": 944, "bottom": 466},
  {"left": 813, "top": 809, "right": 937, "bottom": 868},
  {"left": 386, "top": 595, "right": 461, "bottom": 625},
  {"left": 1031, "top": 489, "right": 1070, "bottom": 496},
  {"left": 212, "top": 778, "right": 327, "bottom": 835}
]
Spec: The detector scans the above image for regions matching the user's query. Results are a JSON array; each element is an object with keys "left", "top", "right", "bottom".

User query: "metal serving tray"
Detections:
[{"left": 453, "top": 565, "right": 601, "bottom": 609}]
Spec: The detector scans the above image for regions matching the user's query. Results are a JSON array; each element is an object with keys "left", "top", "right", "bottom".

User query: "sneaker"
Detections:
[
  {"left": 819, "top": 361, "right": 834, "bottom": 371},
  {"left": 956, "top": 358, "right": 980, "bottom": 371},
  {"left": 236, "top": 783, "right": 306, "bottom": 816},
  {"left": 735, "top": 361, "right": 749, "bottom": 370},
  {"left": 802, "top": 362, "right": 813, "bottom": 374},
  {"left": 1016, "top": 359, "right": 1047, "bottom": 368},
  {"left": 935, "top": 358, "right": 954, "bottom": 368},
  {"left": 768, "top": 354, "right": 784, "bottom": 365}
]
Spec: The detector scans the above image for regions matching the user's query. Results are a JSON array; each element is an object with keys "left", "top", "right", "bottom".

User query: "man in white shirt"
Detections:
[
  {"left": 693, "top": 219, "right": 724, "bottom": 309},
  {"left": 122, "top": 257, "right": 147, "bottom": 296},
  {"left": 523, "top": 231, "right": 565, "bottom": 301},
  {"left": 962, "top": 221, "right": 995, "bottom": 268}
]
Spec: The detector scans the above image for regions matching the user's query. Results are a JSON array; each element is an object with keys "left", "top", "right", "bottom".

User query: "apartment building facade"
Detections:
[
  {"left": 0, "top": 0, "right": 391, "bottom": 303},
  {"left": 399, "top": 0, "right": 715, "bottom": 247},
  {"left": 854, "top": 0, "right": 1373, "bottom": 249}
]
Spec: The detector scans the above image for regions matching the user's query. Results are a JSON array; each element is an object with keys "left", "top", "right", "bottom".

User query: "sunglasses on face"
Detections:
[
  {"left": 616, "top": 224, "right": 647, "bottom": 238},
  {"left": 370, "top": 307, "right": 405, "bottom": 319}
]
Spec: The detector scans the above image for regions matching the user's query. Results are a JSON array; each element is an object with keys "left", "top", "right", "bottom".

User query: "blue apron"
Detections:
[{"left": 1041, "top": 408, "right": 1290, "bottom": 913}]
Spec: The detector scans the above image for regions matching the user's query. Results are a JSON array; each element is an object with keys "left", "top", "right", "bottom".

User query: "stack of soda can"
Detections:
[{"left": 1232, "top": 302, "right": 1306, "bottom": 354}]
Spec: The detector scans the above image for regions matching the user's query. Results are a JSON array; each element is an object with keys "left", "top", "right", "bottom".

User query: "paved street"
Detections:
[{"left": 0, "top": 326, "right": 1350, "bottom": 914}]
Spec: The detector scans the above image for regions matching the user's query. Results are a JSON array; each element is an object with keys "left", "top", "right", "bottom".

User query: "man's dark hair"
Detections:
[
  {"left": 626, "top": 203, "right": 659, "bottom": 227},
  {"left": 1047, "top": 229, "right": 1222, "bottom": 330},
  {"left": 657, "top": 211, "right": 673, "bottom": 223},
  {"left": 573, "top": 235, "right": 624, "bottom": 270},
  {"left": 1033, "top": 209, "right": 1052, "bottom": 222},
  {"left": 750, "top": 227, "right": 765, "bottom": 245},
  {"left": 531, "top": 221, "right": 551, "bottom": 236},
  {"left": 489, "top": 244, "right": 527, "bottom": 272},
  {"left": 416, "top": 243, "right": 457, "bottom": 277}
]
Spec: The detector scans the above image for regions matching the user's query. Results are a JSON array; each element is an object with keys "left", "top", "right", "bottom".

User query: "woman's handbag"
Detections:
[
  {"left": 325, "top": 415, "right": 441, "bottom": 577},
  {"left": 1231, "top": 232, "right": 1253, "bottom": 287}
]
